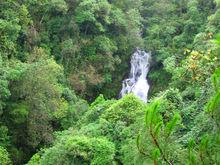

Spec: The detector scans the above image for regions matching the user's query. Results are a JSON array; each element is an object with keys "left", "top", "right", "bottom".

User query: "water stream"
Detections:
[{"left": 120, "top": 48, "right": 151, "bottom": 102}]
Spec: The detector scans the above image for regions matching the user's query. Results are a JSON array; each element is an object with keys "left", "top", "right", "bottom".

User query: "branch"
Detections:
[{"left": 150, "top": 129, "right": 173, "bottom": 165}]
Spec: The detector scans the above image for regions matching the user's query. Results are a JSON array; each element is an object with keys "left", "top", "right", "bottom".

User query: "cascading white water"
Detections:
[{"left": 120, "top": 48, "right": 151, "bottom": 102}]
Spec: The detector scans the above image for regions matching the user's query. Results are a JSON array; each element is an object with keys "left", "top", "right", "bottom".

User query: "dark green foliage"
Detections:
[{"left": 0, "top": 0, "right": 220, "bottom": 164}]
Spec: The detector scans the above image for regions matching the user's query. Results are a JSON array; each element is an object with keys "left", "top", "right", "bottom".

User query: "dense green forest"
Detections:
[{"left": 0, "top": 0, "right": 220, "bottom": 164}]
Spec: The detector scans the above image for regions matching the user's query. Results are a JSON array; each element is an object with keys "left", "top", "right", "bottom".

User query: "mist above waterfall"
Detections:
[{"left": 120, "top": 49, "right": 151, "bottom": 102}]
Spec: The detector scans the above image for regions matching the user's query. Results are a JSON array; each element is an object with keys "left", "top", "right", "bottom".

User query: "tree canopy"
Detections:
[{"left": 0, "top": 0, "right": 220, "bottom": 164}]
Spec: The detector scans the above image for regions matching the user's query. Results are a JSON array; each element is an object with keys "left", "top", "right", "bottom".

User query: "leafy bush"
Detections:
[
  {"left": 0, "top": 146, "right": 12, "bottom": 165},
  {"left": 27, "top": 136, "right": 115, "bottom": 165}
]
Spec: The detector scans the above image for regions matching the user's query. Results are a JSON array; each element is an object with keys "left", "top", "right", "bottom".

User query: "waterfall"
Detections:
[{"left": 120, "top": 48, "right": 151, "bottom": 102}]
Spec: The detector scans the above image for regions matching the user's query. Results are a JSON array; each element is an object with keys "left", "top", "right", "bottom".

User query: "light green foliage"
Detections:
[
  {"left": 207, "top": 68, "right": 220, "bottom": 121},
  {"left": 101, "top": 94, "right": 145, "bottom": 125},
  {"left": 98, "top": 95, "right": 146, "bottom": 162},
  {"left": 27, "top": 136, "right": 115, "bottom": 165},
  {"left": 78, "top": 94, "right": 145, "bottom": 142},
  {"left": 0, "top": 0, "right": 220, "bottom": 164},
  {"left": 137, "top": 94, "right": 182, "bottom": 164},
  {"left": 96, "top": 95, "right": 147, "bottom": 164},
  {"left": 25, "top": 153, "right": 41, "bottom": 165},
  {"left": 77, "top": 94, "right": 116, "bottom": 126},
  {"left": 25, "top": 94, "right": 146, "bottom": 164},
  {"left": 0, "top": 146, "right": 12, "bottom": 165},
  {"left": 0, "top": 125, "right": 10, "bottom": 148}
]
